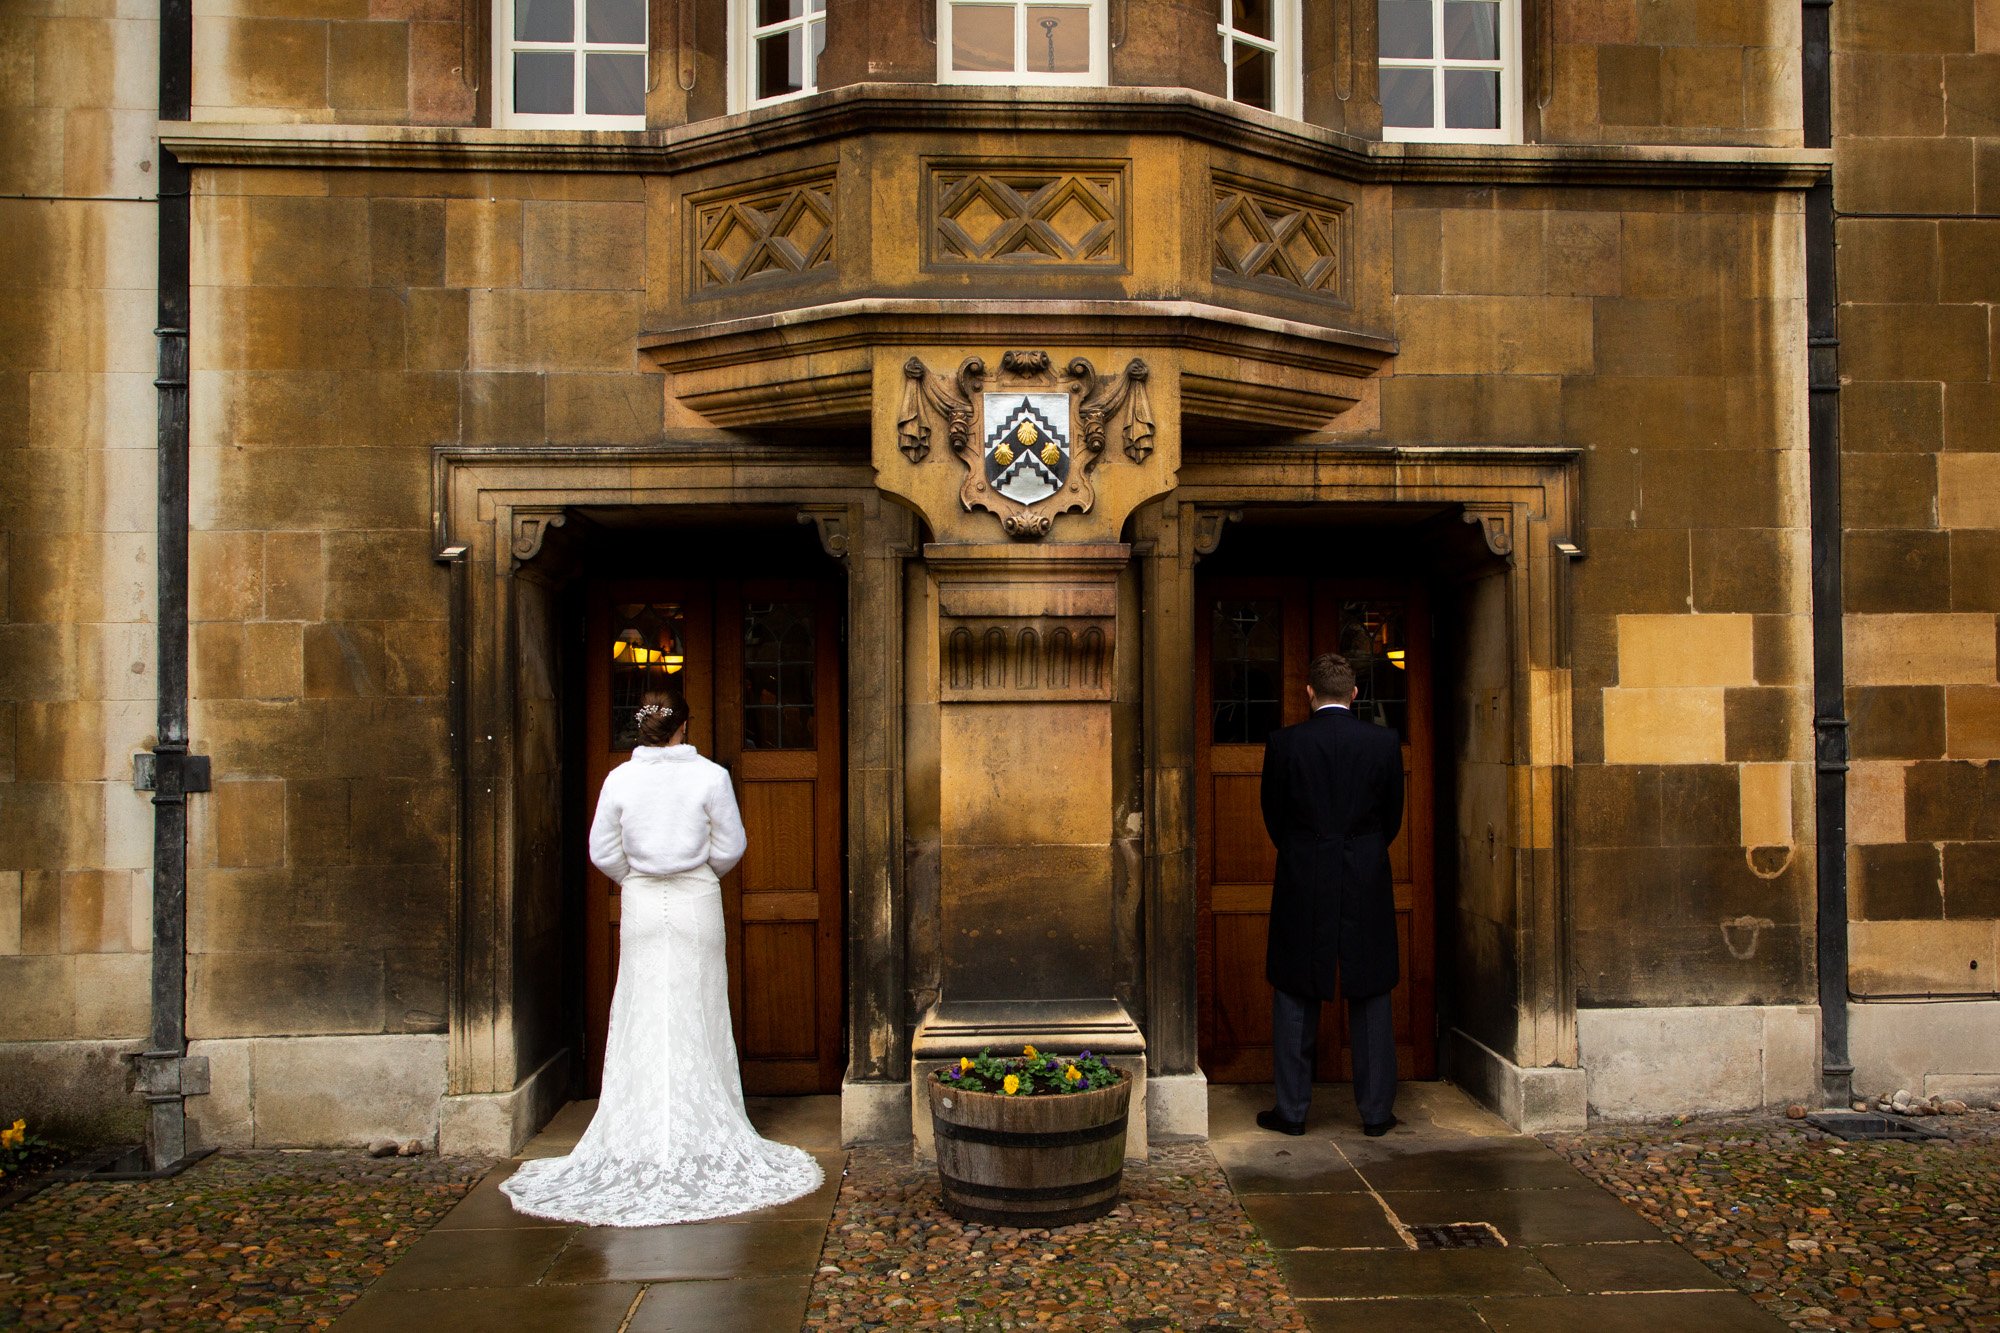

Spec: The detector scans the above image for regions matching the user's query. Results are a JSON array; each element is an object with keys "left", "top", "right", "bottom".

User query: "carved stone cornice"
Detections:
[
  {"left": 160, "top": 90, "right": 1831, "bottom": 191},
  {"left": 643, "top": 298, "right": 1392, "bottom": 434}
]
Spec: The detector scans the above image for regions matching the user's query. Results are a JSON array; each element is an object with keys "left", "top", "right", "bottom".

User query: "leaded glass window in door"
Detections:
[
  {"left": 1211, "top": 599, "right": 1284, "bottom": 745},
  {"left": 742, "top": 601, "right": 816, "bottom": 749}
]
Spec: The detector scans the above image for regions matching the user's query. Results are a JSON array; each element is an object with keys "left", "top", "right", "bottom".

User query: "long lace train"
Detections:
[{"left": 500, "top": 866, "right": 823, "bottom": 1226}]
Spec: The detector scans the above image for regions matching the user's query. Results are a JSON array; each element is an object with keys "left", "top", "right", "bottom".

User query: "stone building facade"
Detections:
[{"left": 1, "top": 0, "right": 1995, "bottom": 1154}]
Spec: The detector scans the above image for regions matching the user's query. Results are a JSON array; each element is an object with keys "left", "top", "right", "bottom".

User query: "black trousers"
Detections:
[{"left": 1271, "top": 986, "right": 1397, "bottom": 1126}]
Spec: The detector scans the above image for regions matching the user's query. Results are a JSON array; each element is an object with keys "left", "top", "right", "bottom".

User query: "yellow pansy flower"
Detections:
[
  {"left": 1003, "top": 1074, "right": 1020, "bottom": 1095},
  {"left": 1064, "top": 1064, "right": 1082, "bottom": 1083},
  {"left": 959, "top": 1056, "right": 972, "bottom": 1072},
  {"left": 1023, "top": 1045, "right": 1038, "bottom": 1059}
]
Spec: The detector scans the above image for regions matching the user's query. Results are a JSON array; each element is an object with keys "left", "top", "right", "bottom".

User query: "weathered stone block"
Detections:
[
  {"left": 1850, "top": 919, "right": 1992, "bottom": 996},
  {"left": 1847, "top": 612, "right": 1997, "bottom": 685},
  {"left": 1660, "top": 763, "right": 1743, "bottom": 846},
  {"left": 262, "top": 532, "right": 325, "bottom": 620},
  {"left": 1938, "top": 454, "right": 2000, "bottom": 528},
  {"left": 1602, "top": 686, "right": 1725, "bottom": 764},
  {"left": 250, "top": 1034, "right": 446, "bottom": 1146},
  {"left": 1844, "top": 529, "right": 1951, "bottom": 614},
  {"left": 1392, "top": 295, "right": 1594, "bottom": 376},
  {"left": 0, "top": 955, "right": 74, "bottom": 1039},
  {"left": 366, "top": 199, "right": 446, "bottom": 289},
  {"left": 1377, "top": 374, "right": 1563, "bottom": 444},
  {"left": 1943, "top": 52, "right": 2000, "bottom": 134},
  {"left": 1848, "top": 685, "right": 1947, "bottom": 759},
  {"left": 1572, "top": 763, "right": 1663, "bottom": 849},
  {"left": 214, "top": 779, "right": 285, "bottom": 868},
  {"left": 1597, "top": 45, "right": 1663, "bottom": 125},
  {"left": 444, "top": 199, "right": 524, "bottom": 289},
  {"left": 190, "top": 950, "right": 386, "bottom": 1037},
  {"left": 1944, "top": 842, "right": 2000, "bottom": 918},
  {"left": 198, "top": 287, "right": 407, "bottom": 374},
  {"left": 1616, "top": 613, "right": 1755, "bottom": 687},
  {"left": 196, "top": 445, "right": 430, "bottom": 532},
  {"left": 545, "top": 372, "right": 667, "bottom": 445},
  {"left": 328, "top": 20, "right": 408, "bottom": 115},
  {"left": 1848, "top": 840, "right": 1944, "bottom": 912},
  {"left": 73, "top": 950, "right": 148, "bottom": 1037},
  {"left": 1831, "top": 53, "right": 1946, "bottom": 139},
  {"left": 1937, "top": 219, "right": 2000, "bottom": 304},
  {"left": 1944, "top": 686, "right": 2000, "bottom": 757},
  {"left": 460, "top": 372, "right": 546, "bottom": 444},
  {"left": 1843, "top": 452, "right": 1938, "bottom": 531},
  {"left": 1944, "top": 382, "right": 2000, "bottom": 453},
  {"left": 523, "top": 201, "right": 646, "bottom": 292},
  {"left": 1738, "top": 762, "right": 1794, "bottom": 848},
  {"left": 1692, "top": 528, "right": 1794, "bottom": 615},
  {"left": 1835, "top": 138, "right": 1978, "bottom": 216},
  {"left": 1661, "top": 43, "right": 1746, "bottom": 128},
  {"left": 404, "top": 288, "right": 468, "bottom": 372},
  {"left": 1835, "top": 0, "right": 1976, "bottom": 54},
  {"left": 1906, "top": 760, "right": 2000, "bottom": 841},
  {"left": 199, "top": 16, "right": 329, "bottom": 111},
  {"left": 1847, "top": 760, "right": 1908, "bottom": 845},
  {"left": 1572, "top": 529, "right": 1691, "bottom": 613},
  {"left": 1725, "top": 686, "right": 1802, "bottom": 762}
]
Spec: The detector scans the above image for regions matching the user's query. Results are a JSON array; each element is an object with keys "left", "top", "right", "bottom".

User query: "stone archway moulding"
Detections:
[{"left": 1137, "top": 443, "right": 1586, "bottom": 1132}]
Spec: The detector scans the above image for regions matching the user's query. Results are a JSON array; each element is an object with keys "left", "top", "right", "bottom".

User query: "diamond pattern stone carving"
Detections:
[
  {"left": 1212, "top": 176, "right": 1345, "bottom": 298},
  {"left": 927, "top": 163, "right": 1126, "bottom": 268},
  {"left": 693, "top": 173, "right": 836, "bottom": 291}
]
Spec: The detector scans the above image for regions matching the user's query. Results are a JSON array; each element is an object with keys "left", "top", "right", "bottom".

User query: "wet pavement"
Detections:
[
  {"left": 20, "top": 1084, "right": 1966, "bottom": 1330},
  {"left": 1208, "top": 1084, "right": 1783, "bottom": 1331}
]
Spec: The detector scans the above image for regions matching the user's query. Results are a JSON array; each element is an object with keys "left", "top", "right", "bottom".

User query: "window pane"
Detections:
[
  {"left": 1336, "top": 601, "right": 1410, "bottom": 738},
  {"left": 743, "top": 602, "right": 815, "bottom": 751},
  {"left": 610, "top": 602, "right": 687, "bottom": 750},
  {"left": 757, "top": 29, "right": 805, "bottom": 97},
  {"left": 514, "top": 51, "right": 574, "bottom": 113},
  {"left": 758, "top": 0, "right": 803, "bottom": 25},
  {"left": 1211, "top": 599, "right": 1283, "bottom": 745},
  {"left": 1379, "top": 65, "right": 1433, "bottom": 127},
  {"left": 1442, "top": 0, "right": 1497, "bottom": 59},
  {"left": 1443, "top": 67, "right": 1499, "bottom": 127},
  {"left": 1377, "top": 0, "right": 1431, "bottom": 59},
  {"left": 586, "top": 0, "right": 645, "bottom": 43},
  {"left": 952, "top": 3, "right": 1014, "bottom": 71},
  {"left": 1231, "top": 0, "right": 1272, "bottom": 41},
  {"left": 809, "top": 17, "right": 825, "bottom": 82},
  {"left": 585, "top": 51, "right": 645, "bottom": 113},
  {"left": 516, "top": 0, "right": 573, "bottom": 41},
  {"left": 1026, "top": 4, "right": 1090, "bottom": 73},
  {"left": 1231, "top": 43, "right": 1274, "bottom": 110}
]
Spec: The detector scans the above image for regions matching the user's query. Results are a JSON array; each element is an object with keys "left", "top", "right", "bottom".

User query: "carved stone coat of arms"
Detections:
[{"left": 897, "top": 350, "right": 1154, "bottom": 539}]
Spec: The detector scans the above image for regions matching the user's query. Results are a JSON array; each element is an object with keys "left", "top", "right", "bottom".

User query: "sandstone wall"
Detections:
[
  {"left": 1833, "top": 0, "right": 2000, "bottom": 1002},
  {"left": 0, "top": 0, "right": 161, "bottom": 1136}
]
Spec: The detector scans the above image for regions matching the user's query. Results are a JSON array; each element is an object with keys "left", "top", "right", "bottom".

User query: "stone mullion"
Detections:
[
  {"left": 845, "top": 499, "right": 916, "bottom": 1086},
  {"left": 1138, "top": 499, "right": 1199, "bottom": 1076},
  {"left": 448, "top": 497, "right": 508, "bottom": 1098}
]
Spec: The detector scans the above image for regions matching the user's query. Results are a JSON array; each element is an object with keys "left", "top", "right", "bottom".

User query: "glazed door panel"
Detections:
[
  {"left": 1195, "top": 578, "right": 1437, "bottom": 1084},
  {"left": 583, "top": 579, "right": 843, "bottom": 1095}
]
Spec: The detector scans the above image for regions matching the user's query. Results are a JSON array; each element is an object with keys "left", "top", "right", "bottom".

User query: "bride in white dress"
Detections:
[{"left": 501, "top": 696, "right": 823, "bottom": 1226}]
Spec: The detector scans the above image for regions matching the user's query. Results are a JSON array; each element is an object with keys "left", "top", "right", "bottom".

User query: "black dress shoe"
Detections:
[
  {"left": 1362, "top": 1115, "right": 1399, "bottom": 1137},
  {"left": 1256, "top": 1108, "right": 1306, "bottom": 1137}
]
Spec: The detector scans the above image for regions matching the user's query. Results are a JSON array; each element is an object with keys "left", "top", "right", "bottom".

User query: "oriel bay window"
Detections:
[
  {"left": 1218, "top": 0, "right": 1297, "bottom": 116},
  {"left": 739, "top": 0, "right": 826, "bottom": 107},
  {"left": 940, "top": 0, "right": 1105, "bottom": 85},
  {"left": 1377, "top": 0, "right": 1518, "bottom": 142},
  {"left": 496, "top": 0, "right": 648, "bottom": 126}
]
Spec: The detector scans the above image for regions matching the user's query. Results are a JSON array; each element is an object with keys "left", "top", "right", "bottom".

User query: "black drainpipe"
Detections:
[
  {"left": 1803, "top": 0, "right": 1852, "bottom": 1110},
  {"left": 132, "top": 0, "right": 210, "bottom": 1171}
]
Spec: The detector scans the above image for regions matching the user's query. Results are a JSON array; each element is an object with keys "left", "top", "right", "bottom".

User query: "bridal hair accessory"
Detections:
[{"left": 636, "top": 703, "right": 672, "bottom": 725}]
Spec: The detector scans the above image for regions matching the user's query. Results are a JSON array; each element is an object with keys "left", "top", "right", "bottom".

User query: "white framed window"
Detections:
[
  {"left": 1377, "top": 0, "right": 1519, "bottom": 143},
  {"left": 1219, "top": 0, "right": 1298, "bottom": 117},
  {"left": 733, "top": 0, "right": 827, "bottom": 110},
  {"left": 938, "top": 0, "right": 1106, "bottom": 86},
  {"left": 495, "top": 0, "right": 648, "bottom": 128}
]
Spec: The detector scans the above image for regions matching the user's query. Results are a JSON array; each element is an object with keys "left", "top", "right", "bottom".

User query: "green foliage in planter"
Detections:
[{"left": 932, "top": 1046, "right": 1121, "bottom": 1096}]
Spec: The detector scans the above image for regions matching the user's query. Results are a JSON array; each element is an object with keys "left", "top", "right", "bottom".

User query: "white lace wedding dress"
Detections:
[{"left": 501, "top": 747, "right": 822, "bottom": 1227}]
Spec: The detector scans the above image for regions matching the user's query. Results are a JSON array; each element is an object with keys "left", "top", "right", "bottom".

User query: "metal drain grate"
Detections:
[
  {"left": 1410, "top": 1222, "right": 1507, "bottom": 1250},
  {"left": 1805, "top": 1112, "right": 1945, "bottom": 1142}
]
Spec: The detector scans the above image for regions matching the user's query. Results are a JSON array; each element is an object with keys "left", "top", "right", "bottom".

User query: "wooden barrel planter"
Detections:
[{"left": 926, "top": 1072, "right": 1132, "bottom": 1227}]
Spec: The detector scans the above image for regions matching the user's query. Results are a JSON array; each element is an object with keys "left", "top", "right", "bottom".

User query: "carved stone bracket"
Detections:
[
  {"left": 1191, "top": 508, "right": 1242, "bottom": 562},
  {"left": 510, "top": 509, "right": 567, "bottom": 568},
  {"left": 899, "top": 351, "right": 1153, "bottom": 541},
  {"left": 1462, "top": 505, "right": 1514, "bottom": 560},
  {"left": 797, "top": 505, "right": 852, "bottom": 562}
]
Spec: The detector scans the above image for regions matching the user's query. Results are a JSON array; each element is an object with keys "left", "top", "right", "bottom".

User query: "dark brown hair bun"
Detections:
[{"left": 635, "top": 693, "right": 690, "bottom": 745}]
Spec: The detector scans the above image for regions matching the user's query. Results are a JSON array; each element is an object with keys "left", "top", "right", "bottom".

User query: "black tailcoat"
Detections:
[{"left": 1259, "top": 704, "right": 1406, "bottom": 1000}]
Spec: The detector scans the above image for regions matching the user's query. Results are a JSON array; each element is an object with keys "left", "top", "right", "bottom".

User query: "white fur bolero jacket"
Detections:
[{"left": 588, "top": 744, "right": 747, "bottom": 883}]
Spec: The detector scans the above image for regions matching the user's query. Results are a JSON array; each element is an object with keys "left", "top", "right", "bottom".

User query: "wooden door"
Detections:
[
  {"left": 1195, "top": 579, "right": 1436, "bottom": 1083},
  {"left": 583, "top": 580, "right": 844, "bottom": 1095}
]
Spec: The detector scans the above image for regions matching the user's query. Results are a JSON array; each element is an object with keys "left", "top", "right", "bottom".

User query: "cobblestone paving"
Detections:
[
  {"left": 1547, "top": 1113, "right": 2000, "bottom": 1333},
  {"left": 806, "top": 1142, "right": 1309, "bottom": 1331},
  {"left": 0, "top": 1151, "right": 488, "bottom": 1331}
]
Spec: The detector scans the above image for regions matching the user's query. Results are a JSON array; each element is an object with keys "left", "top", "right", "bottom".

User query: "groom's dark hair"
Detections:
[{"left": 1308, "top": 654, "right": 1357, "bottom": 704}]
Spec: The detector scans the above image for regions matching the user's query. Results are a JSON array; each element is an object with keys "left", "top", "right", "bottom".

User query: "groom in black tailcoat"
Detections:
[{"left": 1256, "top": 652, "right": 1406, "bottom": 1138}]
